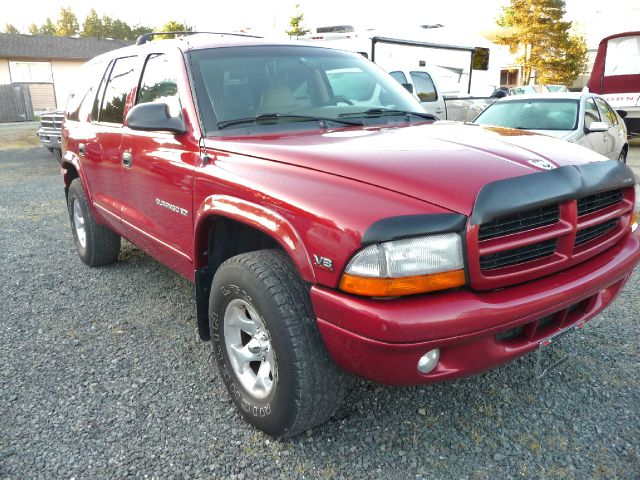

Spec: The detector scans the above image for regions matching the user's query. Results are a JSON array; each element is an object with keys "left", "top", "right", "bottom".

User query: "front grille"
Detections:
[
  {"left": 577, "top": 189, "right": 622, "bottom": 216},
  {"left": 480, "top": 239, "right": 557, "bottom": 270},
  {"left": 478, "top": 204, "right": 560, "bottom": 241},
  {"left": 41, "top": 114, "right": 63, "bottom": 129},
  {"left": 575, "top": 218, "right": 619, "bottom": 246}
]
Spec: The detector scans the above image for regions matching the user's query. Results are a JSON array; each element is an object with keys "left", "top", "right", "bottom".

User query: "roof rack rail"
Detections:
[{"left": 136, "top": 31, "right": 262, "bottom": 45}]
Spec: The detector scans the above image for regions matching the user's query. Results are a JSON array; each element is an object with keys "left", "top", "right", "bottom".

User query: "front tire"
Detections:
[
  {"left": 67, "top": 179, "right": 121, "bottom": 267},
  {"left": 209, "top": 249, "right": 344, "bottom": 437}
]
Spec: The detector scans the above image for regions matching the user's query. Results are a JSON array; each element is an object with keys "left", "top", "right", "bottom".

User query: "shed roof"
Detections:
[{"left": 0, "top": 33, "right": 132, "bottom": 61}]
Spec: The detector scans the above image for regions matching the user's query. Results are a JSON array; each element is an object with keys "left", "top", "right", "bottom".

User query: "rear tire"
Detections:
[
  {"left": 209, "top": 249, "right": 344, "bottom": 437},
  {"left": 67, "top": 179, "right": 121, "bottom": 267}
]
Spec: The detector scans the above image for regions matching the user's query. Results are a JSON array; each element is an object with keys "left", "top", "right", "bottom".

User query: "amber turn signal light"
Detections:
[{"left": 339, "top": 269, "right": 466, "bottom": 297}]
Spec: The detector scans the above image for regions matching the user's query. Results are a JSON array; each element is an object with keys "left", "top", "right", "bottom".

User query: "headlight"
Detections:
[
  {"left": 632, "top": 181, "right": 640, "bottom": 233},
  {"left": 339, "top": 233, "right": 465, "bottom": 297}
]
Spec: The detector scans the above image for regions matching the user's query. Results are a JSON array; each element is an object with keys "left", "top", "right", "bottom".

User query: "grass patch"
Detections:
[{"left": 0, "top": 124, "right": 42, "bottom": 149}]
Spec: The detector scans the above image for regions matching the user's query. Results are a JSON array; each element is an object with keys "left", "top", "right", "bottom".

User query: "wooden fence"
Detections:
[{"left": 0, "top": 84, "right": 34, "bottom": 122}]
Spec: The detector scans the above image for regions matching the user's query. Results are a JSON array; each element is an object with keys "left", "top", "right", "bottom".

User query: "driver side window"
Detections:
[
  {"left": 584, "top": 98, "right": 600, "bottom": 129},
  {"left": 137, "top": 53, "right": 182, "bottom": 117}
]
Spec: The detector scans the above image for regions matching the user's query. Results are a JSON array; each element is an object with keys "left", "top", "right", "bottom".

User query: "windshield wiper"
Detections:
[
  {"left": 217, "top": 113, "right": 363, "bottom": 130},
  {"left": 339, "top": 108, "right": 437, "bottom": 121}
]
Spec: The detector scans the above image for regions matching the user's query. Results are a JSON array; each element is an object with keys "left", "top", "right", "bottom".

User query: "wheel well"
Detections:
[
  {"left": 195, "top": 217, "right": 280, "bottom": 341},
  {"left": 62, "top": 162, "right": 79, "bottom": 201}
]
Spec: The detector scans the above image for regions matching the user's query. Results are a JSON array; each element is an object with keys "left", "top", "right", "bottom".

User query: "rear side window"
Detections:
[
  {"left": 96, "top": 56, "right": 138, "bottom": 125},
  {"left": 410, "top": 71, "right": 437, "bottom": 102},
  {"left": 66, "top": 60, "right": 107, "bottom": 122}
]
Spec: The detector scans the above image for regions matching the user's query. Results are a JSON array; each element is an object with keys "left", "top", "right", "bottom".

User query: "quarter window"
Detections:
[
  {"left": 97, "top": 56, "right": 138, "bottom": 125},
  {"left": 410, "top": 71, "right": 437, "bottom": 102}
]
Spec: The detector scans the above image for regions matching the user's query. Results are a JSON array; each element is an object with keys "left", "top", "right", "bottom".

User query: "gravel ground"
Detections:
[{"left": 1, "top": 145, "right": 639, "bottom": 479}]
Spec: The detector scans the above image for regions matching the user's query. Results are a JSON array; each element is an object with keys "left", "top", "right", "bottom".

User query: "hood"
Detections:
[
  {"left": 205, "top": 122, "right": 606, "bottom": 216},
  {"left": 529, "top": 129, "right": 573, "bottom": 139}
]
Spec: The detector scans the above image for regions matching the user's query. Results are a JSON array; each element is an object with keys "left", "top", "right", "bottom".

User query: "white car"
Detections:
[{"left": 473, "top": 92, "right": 629, "bottom": 162}]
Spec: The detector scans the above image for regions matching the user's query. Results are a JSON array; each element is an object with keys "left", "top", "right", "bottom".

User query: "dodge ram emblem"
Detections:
[{"left": 528, "top": 159, "right": 556, "bottom": 170}]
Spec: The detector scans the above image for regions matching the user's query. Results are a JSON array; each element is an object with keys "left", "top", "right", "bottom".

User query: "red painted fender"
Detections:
[{"left": 193, "top": 195, "right": 316, "bottom": 283}]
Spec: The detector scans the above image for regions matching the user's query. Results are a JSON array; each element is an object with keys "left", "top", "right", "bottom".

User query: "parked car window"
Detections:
[
  {"left": 389, "top": 71, "right": 408, "bottom": 84},
  {"left": 137, "top": 54, "right": 182, "bottom": 117},
  {"left": 326, "top": 68, "right": 376, "bottom": 101},
  {"left": 98, "top": 56, "right": 138, "bottom": 125},
  {"left": 410, "top": 71, "right": 437, "bottom": 102},
  {"left": 594, "top": 97, "right": 617, "bottom": 126},
  {"left": 474, "top": 99, "right": 579, "bottom": 130},
  {"left": 584, "top": 98, "right": 601, "bottom": 129}
]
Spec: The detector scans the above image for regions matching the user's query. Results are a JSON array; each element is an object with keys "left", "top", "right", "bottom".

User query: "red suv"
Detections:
[{"left": 61, "top": 33, "right": 640, "bottom": 437}]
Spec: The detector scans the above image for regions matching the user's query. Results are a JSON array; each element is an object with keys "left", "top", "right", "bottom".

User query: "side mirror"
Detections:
[
  {"left": 585, "top": 121, "right": 608, "bottom": 133},
  {"left": 126, "top": 102, "right": 186, "bottom": 135},
  {"left": 617, "top": 109, "right": 628, "bottom": 119},
  {"left": 401, "top": 83, "right": 414, "bottom": 94}
]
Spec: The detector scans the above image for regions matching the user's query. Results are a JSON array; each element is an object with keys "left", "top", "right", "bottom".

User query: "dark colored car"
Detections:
[
  {"left": 37, "top": 110, "right": 64, "bottom": 163},
  {"left": 60, "top": 33, "right": 640, "bottom": 437}
]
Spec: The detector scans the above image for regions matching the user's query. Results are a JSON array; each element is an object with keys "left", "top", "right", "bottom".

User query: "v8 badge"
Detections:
[{"left": 313, "top": 254, "right": 334, "bottom": 271}]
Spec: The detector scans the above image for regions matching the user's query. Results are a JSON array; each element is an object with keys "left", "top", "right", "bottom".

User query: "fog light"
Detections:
[{"left": 417, "top": 349, "right": 440, "bottom": 374}]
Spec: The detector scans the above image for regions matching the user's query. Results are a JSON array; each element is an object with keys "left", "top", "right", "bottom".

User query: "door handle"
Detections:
[
  {"left": 435, "top": 108, "right": 445, "bottom": 113},
  {"left": 78, "top": 143, "right": 85, "bottom": 154},
  {"left": 122, "top": 152, "right": 132, "bottom": 168}
]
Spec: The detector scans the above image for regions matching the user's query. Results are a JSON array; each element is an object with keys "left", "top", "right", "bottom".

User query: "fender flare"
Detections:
[{"left": 193, "top": 195, "right": 316, "bottom": 283}]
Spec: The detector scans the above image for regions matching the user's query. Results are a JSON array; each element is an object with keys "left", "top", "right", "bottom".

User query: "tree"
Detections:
[
  {"left": 109, "top": 19, "right": 132, "bottom": 40},
  {"left": 497, "top": 0, "right": 588, "bottom": 86},
  {"left": 131, "top": 24, "right": 153, "bottom": 39},
  {"left": 28, "top": 23, "right": 39, "bottom": 35},
  {"left": 286, "top": 4, "right": 310, "bottom": 37},
  {"left": 40, "top": 18, "right": 57, "bottom": 35},
  {"left": 156, "top": 20, "right": 192, "bottom": 39},
  {"left": 4, "top": 23, "right": 19, "bottom": 34},
  {"left": 55, "top": 7, "right": 79, "bottom": 36},
  {"left": 82, "top": 8, "right": 103, "bottom": 38}
]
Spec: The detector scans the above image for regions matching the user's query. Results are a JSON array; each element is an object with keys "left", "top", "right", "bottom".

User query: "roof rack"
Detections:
[{"left": 136, "top": 31, "right": 262, "bottom": 46}]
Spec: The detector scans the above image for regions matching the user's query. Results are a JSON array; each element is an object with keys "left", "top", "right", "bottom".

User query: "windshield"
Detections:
[
  {"left": 474, "top": 99, "right": 579, "bottom": 131},
  {"left": 188, "top": 45, "right": 424, "bottom": 133}
]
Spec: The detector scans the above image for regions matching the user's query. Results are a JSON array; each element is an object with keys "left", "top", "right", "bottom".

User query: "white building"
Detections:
[{"left": 0, "top": 33, "right": 131, "bottom": 113}]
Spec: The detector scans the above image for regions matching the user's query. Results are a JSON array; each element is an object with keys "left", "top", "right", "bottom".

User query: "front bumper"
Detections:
[
  {"left": 37, "top": 127, "right": 61, "bottom": 149},
  {"left": 312, "top": 233, "right": 640, "bottom": 385}
]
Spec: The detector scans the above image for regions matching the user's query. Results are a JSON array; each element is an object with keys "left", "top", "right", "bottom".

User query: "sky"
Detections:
[{"left": 2, "top": 0, "right": 640, "bottom": 48}]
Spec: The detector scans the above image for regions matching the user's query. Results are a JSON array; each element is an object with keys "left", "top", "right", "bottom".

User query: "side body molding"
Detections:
[{"left": 193, "top": 195, "right": 316, "bottom": 283}]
